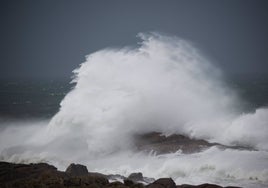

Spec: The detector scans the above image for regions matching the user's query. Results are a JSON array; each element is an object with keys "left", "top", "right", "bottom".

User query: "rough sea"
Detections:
[{"left": 0, "top": 33, "right": 268, "bottom": 187}]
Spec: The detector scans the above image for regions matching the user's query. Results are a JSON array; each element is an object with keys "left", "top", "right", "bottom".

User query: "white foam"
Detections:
[
  {"left": 48, "top": 32, "right": 268, "bottom": 151},
  {"left": 1, "top": 32, "right": 268, "bottom": 187}
]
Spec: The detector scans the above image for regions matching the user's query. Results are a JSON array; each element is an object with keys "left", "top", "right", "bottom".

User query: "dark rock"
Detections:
[
  {"left": 63, "top": 175, "right": 109, "bottom": 187},
  {"left": 89, "top": 171, "right": 108, "bottom": 178},
  {"left": 147, "top": 178, "right": 176, "bottom": 188},
  {"left": 63, "top": 177, "right": 81, "bottom": 186},
  {"left": 124, "top": 178, "right": 135, "bottom": 186},
  {"left": 143, "top": 177, "right": 156, "bottom": 184},
  {"left": 91, "top": 175, "right": 109, "bottom": 186},
  {"left": 65, "top": 163, "right": 88, "bottom": 176},
  {"left": 195, "top": 183, "right": 222, "bottom": 188},
  {"left": 177, "top": 185, "right": 197, "bottom": 188},
  {"left": 0, "top": 162, "right": 65, "bottom": 188},
  {"left": 124, "top": 178, "right": 146, "bottom": 188},
  {"left": 128, "top": 172, "right": 144, "bottom": 182},
  {"left": 0, "top": 161, "right": 59, "bottom": 183},
  {"left": 135, "top": 132, "right": 214, "bottom": 154},
  {"left": 107, "top": 181, "right": 129, "bottom": 188},
  {"left": 177, "top": 184, "right": 223, "bottom": 188},
  {"left": 0, "top": 161, "right": 242, "bottom": 188},
  {"left": 0, "top": 162, "right": 111, "bottom": 188},
  {"left": 177, "top": 185, "right": 195, "bottom": 188},
  {"left": 132, "top": 183, "right": 146, "bottom": 188},
  {"left": 135, "top": 132, "right": 254, "bottom": 155}
]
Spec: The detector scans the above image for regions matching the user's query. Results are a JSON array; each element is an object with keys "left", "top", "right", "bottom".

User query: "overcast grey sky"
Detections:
[{"left": 1, "top": 0, "right": 268, "bottom": 80}]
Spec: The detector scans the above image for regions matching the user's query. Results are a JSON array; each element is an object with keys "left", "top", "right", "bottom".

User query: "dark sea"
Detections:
[
  {"left": 0, "top": 74, "right": 267, "bottom": 120},
  {"left": 0, "top": 79, "right": 74, "bottom": 120}
]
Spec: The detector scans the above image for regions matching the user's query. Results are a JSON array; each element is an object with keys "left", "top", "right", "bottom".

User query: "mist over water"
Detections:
[{"left": 1, "top": 33, "right": 268, "bottom": 187}]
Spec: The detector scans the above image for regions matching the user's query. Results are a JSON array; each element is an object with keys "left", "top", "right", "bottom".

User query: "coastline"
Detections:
[{"left": 0, "top": 161, "right": 241, "bottom": 188}]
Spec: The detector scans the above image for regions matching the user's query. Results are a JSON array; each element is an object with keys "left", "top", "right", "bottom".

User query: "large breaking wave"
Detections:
[{"left": 1, "top": 33, "right": 268, "bottom": 187}]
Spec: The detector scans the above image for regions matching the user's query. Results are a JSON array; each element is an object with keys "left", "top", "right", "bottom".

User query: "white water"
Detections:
[{"left": 1, "top": 33, "right": 268, "bottom": 187}]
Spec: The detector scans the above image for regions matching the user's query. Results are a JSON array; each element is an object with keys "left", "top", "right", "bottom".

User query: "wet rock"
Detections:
[
  {"left": 128, "top": 172, "right": 144, "bottom": 182},
  {"left": 107, "top": 181, "right": 129, "bottom": 188},
  {"left": 143, "top": 176, "right": 155, "bottom": 184},
  {"left": 91, "top": 175, "right": 109, "bottom": 186},
  {"left": 0, "top": 161, "right": 58, "bottom": 183},
  {"left": 194, "top": 183, "right": 222, "bottom": 188},
  {"left": 135, "top": 132, "right": 214, "bottom": 154},
  {"left": 124, "top": 179, "right": 135, "bottom": 186},
  {"left": 132, "top": 183, "right": 146, "bottom": 188},
  {"left": 63, "top": 177, "right": 81, "bottom": 186},
  {"left": 135, "top": 132, "right": 255, "bottom": 155},
  {"left": 177, "top": 185, "right": 197, "bottom": 188},
  {"left": 63, "top": 175, "right": 109, "bottom": 187},
  {"left": 107, "top": 174, "right": 126, "bottom": 182},
  {"left": 0, "top": 162, "right": 65, "bottom": 188},
  {"left": 147, "top": 178, "right": 176, "bottom": 188},
  {"left": 0, "top": 162, "right": 243, "bottom": 188},
  {"left": 177, "top": 183, "right": 225, "bottom": 188},
  {"left": 198, "top": 184, "right": 222, "bottom": 188},
  {"left": 65, "top": 163, "right": 88, "bottom": 176},
  {"left": 0, "top": 162, "right": 111, "bottom": 188},
  {"left": 89, "top": 171, "right": 108, "bottom": 178}
]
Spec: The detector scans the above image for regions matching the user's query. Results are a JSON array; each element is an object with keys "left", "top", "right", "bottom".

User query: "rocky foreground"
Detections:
[
  {"left": 0, "top": 162, "right": 241, "bottom": 188},
  {"left": 0, "top": 132, "right": 250, "bottom": 188}
]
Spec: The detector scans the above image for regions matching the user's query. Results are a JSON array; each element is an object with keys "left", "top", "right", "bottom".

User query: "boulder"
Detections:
[
  {"left": 128, "top": 172, "right": 144, "bottom": 182},
  {"left": 147, "top": 178, "right": 176, "bottom": 188},
  {"left": 0, "top": 162, "right": 242, "bottom": 188},
  {"left": 65, "top": 163, "right": 88, "bottom": 176}
]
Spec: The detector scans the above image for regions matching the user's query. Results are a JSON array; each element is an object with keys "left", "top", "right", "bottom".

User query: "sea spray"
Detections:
[
  {"left": 0, "top": 32, "right": 268, "bottom": 187},
  {"left": 48, "top": 32, "right": 267, "bottom": 150}
]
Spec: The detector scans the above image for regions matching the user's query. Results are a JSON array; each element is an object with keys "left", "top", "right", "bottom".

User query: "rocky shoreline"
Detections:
[
  {"left": 0, "top": 162, "right": 242, "bottom": 188},
  {"left": 0, "top": 132, "right": 251, "bottom": 188}
]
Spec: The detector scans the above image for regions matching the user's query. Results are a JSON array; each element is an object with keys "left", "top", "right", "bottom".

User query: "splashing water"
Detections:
[{"left": 1, "top": 33, "right": 268, "bottom": 187}]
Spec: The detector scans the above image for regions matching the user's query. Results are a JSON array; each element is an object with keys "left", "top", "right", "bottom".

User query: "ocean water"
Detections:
[
  {"left": 0, "top": 80, "right": 72, "bottom": 119},
  {"left": 0, "top": 33, "right": 268, "bottom": 187},
  {"left": 1, "top": 75, "right": 267, "bottom": 120}
]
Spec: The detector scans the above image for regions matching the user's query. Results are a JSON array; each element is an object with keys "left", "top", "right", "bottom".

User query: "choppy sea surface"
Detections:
[
  {"left": 0, "top": 34, "right": 268, "bottom": 188},
  {"left": 0, "top": 76, "right": 267, "bottom": 188},
  {"left": 1, "top": 74, "right": 267, "bottom": 120},
  {"left": 0, "top": 79, "right": 73, "bottom": 120}
]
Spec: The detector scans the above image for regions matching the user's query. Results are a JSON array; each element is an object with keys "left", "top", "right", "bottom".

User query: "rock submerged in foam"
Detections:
[
  {"left": 134, "top": 132, "right": 254, "bottom": 154},
  {"left": 0, "top": 161, "right": 242, "bottom": 188}
]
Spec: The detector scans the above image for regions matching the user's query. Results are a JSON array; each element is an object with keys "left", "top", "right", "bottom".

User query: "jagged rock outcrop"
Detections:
[
  {"left": 135, "top": 132, "right": 214, "bottom": 154},
  {"left": 0, "top": 161, "right": 108, "bottom": 188},
  {"left": 135, "top": 132, "right": 254, "bottom": 154},
  {"left": 0, "top": 161, "right": 242, "bottom": 188}
]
